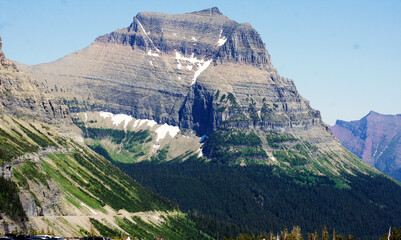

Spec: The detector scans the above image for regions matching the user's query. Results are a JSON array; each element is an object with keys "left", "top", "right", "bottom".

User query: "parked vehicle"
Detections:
[{"left": 0, "top": 237, "right": 14, "bottom": 240}]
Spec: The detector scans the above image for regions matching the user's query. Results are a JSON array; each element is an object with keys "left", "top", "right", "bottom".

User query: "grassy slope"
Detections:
[{"left": 0, "top": 114, "right": 210, "bottom": 239}]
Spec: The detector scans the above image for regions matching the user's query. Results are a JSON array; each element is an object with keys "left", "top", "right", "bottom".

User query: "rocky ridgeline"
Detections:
[
  {"left": 96, "top": 7, "right": 275, "bottom": 70},
  {"left": 0, "top": 37, "right": 69, "bottom": 124},
  {"left": 332, "top": 111, "right": 401, "bottom": 182}
]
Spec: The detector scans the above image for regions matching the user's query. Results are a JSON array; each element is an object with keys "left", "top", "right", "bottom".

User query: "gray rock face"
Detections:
[
  {"left": 20, "top": 8, "right": 323, "bottom": 136},
  {"left": 0, "top": 37, "right": 4, "bottom": 59},
  {"left": 0, "top": 37, "right": 70, "bottom": 124}
]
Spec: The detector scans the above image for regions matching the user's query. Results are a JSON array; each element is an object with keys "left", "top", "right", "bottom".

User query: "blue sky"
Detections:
[{"left": 0, "top": 0, "right": 400, "bottom": 125}]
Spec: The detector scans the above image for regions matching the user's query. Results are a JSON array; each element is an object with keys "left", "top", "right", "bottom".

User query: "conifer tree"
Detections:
[
  {"left": 290, "top": 226, "right": 303, "bottom": 240},
  {"left": 322, "top": 226, "right": 329, "bottom": 240}
]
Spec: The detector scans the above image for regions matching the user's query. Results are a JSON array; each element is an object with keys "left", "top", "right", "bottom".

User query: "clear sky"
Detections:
[{"left": 0, "top": 0, "right": 400, "bottom": 125}]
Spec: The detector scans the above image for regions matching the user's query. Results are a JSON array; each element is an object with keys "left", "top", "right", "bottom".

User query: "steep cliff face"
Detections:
[
  {"left": 332, "top": 111, "right": 401, "bottom": 182},
  {"left": 0, "top": 37, "right": 69, "bottom": 124}
]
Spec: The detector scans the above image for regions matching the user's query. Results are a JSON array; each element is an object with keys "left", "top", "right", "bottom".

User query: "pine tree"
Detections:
[
  {"left": 290, "top": 226, "right": 303, "bottom": 240},
  {"left": 346, "top": 234, "right": 354, "bottom": 240},
  {"left": 322, "top": 226, "right": 329, "bottom": 240}
]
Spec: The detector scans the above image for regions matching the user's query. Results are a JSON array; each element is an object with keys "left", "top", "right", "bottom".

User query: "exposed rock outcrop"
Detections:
[
  {"left": 333, "top": 111, "right": 401, "bottom": 182},
  {"left": 0, "top": 36, "right": 70, "bottom": 124}
]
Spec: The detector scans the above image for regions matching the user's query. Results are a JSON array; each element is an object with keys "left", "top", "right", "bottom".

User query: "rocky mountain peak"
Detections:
[
  {"left": 95, "top": 9, "right": 275, "bottom": 71},
  {"left": 190, "top": 7, "right": 222, "bottom": 16}
]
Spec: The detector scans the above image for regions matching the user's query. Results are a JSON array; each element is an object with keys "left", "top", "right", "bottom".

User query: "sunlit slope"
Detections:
[
  {"left": 0, "top": 114, "right": 209, "bottom": 239},
  {"left": 73, "top": 111, "right": 203, "bottom": 164}
]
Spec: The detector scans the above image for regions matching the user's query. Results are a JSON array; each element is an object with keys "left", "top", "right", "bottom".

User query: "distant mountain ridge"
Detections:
[{"left": 332, "top": 111, "right": 401, "bottom": 182}]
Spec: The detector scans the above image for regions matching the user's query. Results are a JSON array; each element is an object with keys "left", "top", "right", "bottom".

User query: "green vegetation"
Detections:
[
  {"left": 0, "top": 128, "right": 38, "bottom": 163},
  {"left": 13, "top": 160, "right": 49, "bottom": 186},
  {"left": 112, "top": 214, "right": 211, "bottom": 240},
  {"left": 202, "top": 129, "right": 266, "bottom": 164},
  {"left": 78, "top": 126, "right": 152, "bottom": 163},
  {"left": 80, "top": 127, "right": 152, "bottom": 146},
  {"left": 90, "top": 218, "right": 122, "bottom": 239},
  {"left": 273, "top": 150, "right": 309, "bottom": 166},
  {"left": 265, "top": 131, "right": 296, "bottom": 148},
  {"left": 15, "top": 121, "right": 57, "bottom": 148},
  {"left": 42, "top": 149, "right": 177, "bottom": 213},
  {"left": 150, "top": 146, "right": 169, "bottom": 162},
  {"left": 0, "top": 176, "right": 27, "bottom": 221},
  {"left": 227, "top": 226, "right": 355, "bottom": 240},
  {"left": 115, "top": 160, "right": 401, "bottom": 240}
]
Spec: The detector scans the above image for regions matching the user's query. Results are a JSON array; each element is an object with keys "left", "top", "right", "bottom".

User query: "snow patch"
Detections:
[
  {"left": 174, "top": 51, "right": 212, "bottom": 85},
  {"left": 145, "top": 119, "right": 157, "bottom": 128},
  {"left": 191, "top": 36, "right": 197, "bottom": 41},
  {"left": 149, "top": 60, "right": 153, "bottom": 66},
  {"left": 178, "top": 77, "right": 181, "bottom": 80},
  {"left": 84, "top": 113, "right": 88, "bottom": 122},
  {"left": 147, "top": 50, "right": 159, "bottom": 57},
  {"left": 97, "top": 112, "right": 180, "bottom": 143},
  {"left": 80, "top": 202, "right": 97, "bottom": 215},
  {"left": 217, "top": 29, "right": 227, "bottom": 46},
  {"left": 153, "top": 144, "right": 160, "bottom": 151},
  {"left": 111, "top": 114, "right": 134, "bottom": 131},
  {"left": 99, "top": 112, "right": 134, "bottom": 131},
  {"left": 100, "top": 112, "right": 113, "bottom": 119},
  {"left": 192, "top": 59, "right": 212, "bottom": 85},
  {"left": 155, "top": 124, "right": 180, "bottom": 142},
  {"left": 196, "top": 148, "right": 203, "bottom": 158}
]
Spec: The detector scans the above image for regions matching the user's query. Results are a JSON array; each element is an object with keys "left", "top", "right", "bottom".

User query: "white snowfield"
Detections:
[
  {"left": 174, "top": 51, "right": 212, "bottom": 85},
  {"left": 217, "top": 29, "right": 227, "bottom": 46},
  {"left": 155, "top": 123, "right": 180, "bottom": 142},
  {"left": 147, "top": 50, "right": 159, "bottom": 57},
  {"left": 98, "top": 112, "right": 180, "bottom": 143}
]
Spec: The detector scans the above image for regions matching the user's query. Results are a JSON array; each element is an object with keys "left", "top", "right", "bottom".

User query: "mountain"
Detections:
[
  {"left": 332, "top": 111, "right": 401, "bottom": 182},
  {"left": 0, "top": 36, "right": 211, "bottom": 239},
  {"left": 19, "top": 7, "right": 374, "bottom": 177},
  {"left": 14, "top": 8, "right": 401, "bottom": 239}
]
